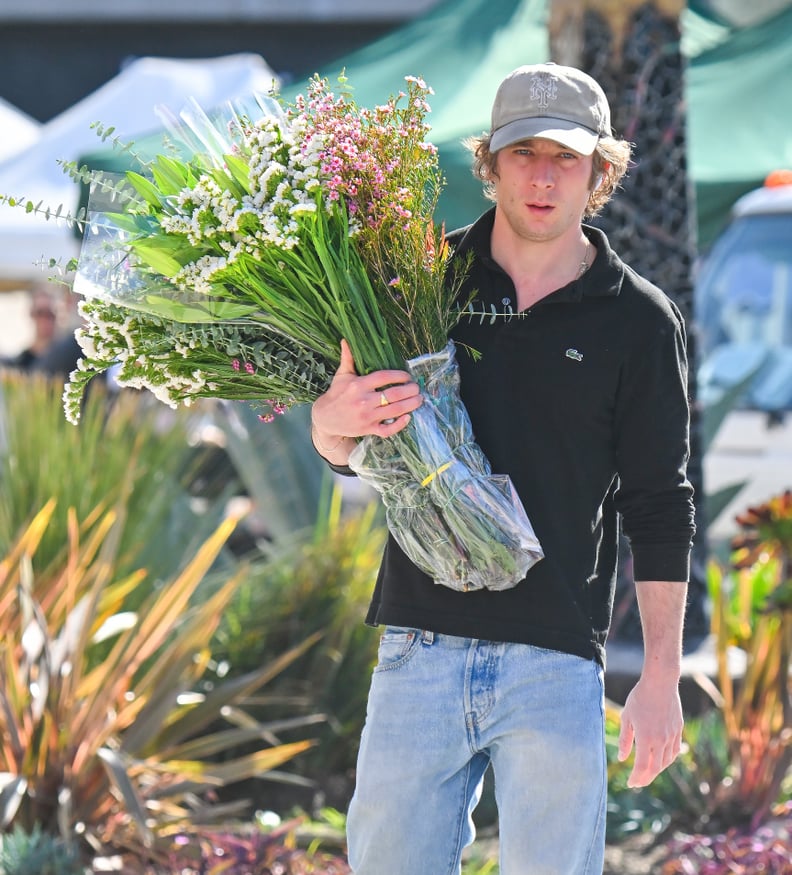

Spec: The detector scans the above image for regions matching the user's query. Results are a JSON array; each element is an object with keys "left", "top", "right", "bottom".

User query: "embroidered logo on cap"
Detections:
[
  {"left": 565, "top": 348, "right": 583, "bottom": 362},
  {"left": 530, "top": 73, "right": 558, "bottom": 110}
]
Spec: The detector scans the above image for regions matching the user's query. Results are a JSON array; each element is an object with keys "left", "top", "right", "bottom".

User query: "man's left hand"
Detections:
[{"left": 617, "top": 674, "right": 683, "bottom": 788}]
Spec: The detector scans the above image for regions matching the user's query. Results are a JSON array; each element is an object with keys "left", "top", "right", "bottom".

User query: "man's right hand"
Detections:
[{"left": 310, "top": 339, "right": 423, "bottom": 462}]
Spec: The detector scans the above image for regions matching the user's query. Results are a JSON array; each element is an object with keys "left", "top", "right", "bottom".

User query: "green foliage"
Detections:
[
  {"left": 702, "top": 491, "right": 792, "bottom": 830},
  {"left": 0, "top": 500, "right": 318, "bottom": 867},
  {"left": 699, "top": 361, "right": 763, "bottom": 541},
  {"left": 0, "top": 371, "right": 233, "bottom": 587},
  {"left": 706, "top": 482, "right": 748, "bottom": 540},
  {"left": 607, "top": 490, "right": 792, "bottom": 854},
  {"left": 0, "top": 824, "right": 85, "bottom": 875},
  {"left": 214, "top": 481, "right": 386, "bottom": 782},
  {"left": 462, "top": 849, "right": 500, "bottom": 874},
  {"left": 209, "top": 401, "right": 326, "bottom": 542},
  {"left": 700, "top": 367, "right": 763, "bottom": 455}
]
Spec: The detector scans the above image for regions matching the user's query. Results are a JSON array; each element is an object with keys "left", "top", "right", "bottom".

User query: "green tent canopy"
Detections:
[
  {"left": 685, "top": 0, "right": 792, "bottom": 245},
  {"left": 77, "top": 0, "right": 792, "bottom": 248}
]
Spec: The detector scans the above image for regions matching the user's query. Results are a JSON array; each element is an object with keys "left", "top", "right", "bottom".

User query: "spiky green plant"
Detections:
[
  {"left": 608, "top": 493, "right": 792, "bottom": 845},
  {"left": 0, "top": 823, "right": 85, "bottom": 875},
  {"left": 607, "top": 489, "right": 792, "bottom": 866},
  {"left": 0, "top": 499, "right": 321, "bottom": 868},
  {"left": 214, "top": 482, "right": 386, "bottom": 784},
  {"left": 704, "top": 490, "right": 792, "bottom": 829},
  {"left": 208, "top": 400, "right": 326, "bottom": 542},
  {"left": 0, "top": 370, "right": 235, "bottom": 586}
]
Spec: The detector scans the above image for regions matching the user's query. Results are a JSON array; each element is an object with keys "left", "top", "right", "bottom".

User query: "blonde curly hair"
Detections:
[{"left": 464, "top": 133, "right": 633, "bottom": 219}]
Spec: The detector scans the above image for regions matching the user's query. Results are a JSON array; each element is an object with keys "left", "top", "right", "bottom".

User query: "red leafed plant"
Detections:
[{"left": 662, "top": 803, "right": 792, "bottom": 874}]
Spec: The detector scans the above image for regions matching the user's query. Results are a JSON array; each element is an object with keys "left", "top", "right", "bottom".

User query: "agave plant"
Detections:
[
  {"left": 0, "top": 822, "right": 86, "bottom": 875},
  {"left": 209, "top": 400, "right": 327, "bottom": 543},
  {"left": 0, "top": 498, "right": 322, "bottom": 867}
]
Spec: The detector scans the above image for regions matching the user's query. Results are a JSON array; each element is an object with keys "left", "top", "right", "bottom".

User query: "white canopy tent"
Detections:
[
  {"left": 0, "top": 98, "right": 41, "bottom": 164},
  {"left": 0, "top": 53, "right": 279, "bottom": 282}
]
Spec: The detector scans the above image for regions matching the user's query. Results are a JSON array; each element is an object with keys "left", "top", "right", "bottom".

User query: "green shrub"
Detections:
[
  {"left": 0, "top": 371, "right": 235, "bottom": 592},
  {"left": 214, "top": 483, "right": 386, "bottom": 788},
  {"left": 606, "top": 490, "right": 792, "bottom": 851},
  {"left": 704, "top": 490, "right": 792, "bottom": 830},
  {"left": 0, "top": 501, "right": 318, "bottom": 869},
  {"left": 0, "top": 824, "right": 85, "bottom": 875}
]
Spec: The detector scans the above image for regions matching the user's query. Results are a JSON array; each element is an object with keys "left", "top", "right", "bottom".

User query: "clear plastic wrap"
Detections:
[
  {"left": 73, "top": 179, "right": 259, "bottom": 324},
  {"left": 348, "top": 341, "right": 544, "bottom": 591}
]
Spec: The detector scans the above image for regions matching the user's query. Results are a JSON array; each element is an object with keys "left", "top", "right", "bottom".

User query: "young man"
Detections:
[{"left": 310, "top": 63, "right": 696, "bottom": 875}]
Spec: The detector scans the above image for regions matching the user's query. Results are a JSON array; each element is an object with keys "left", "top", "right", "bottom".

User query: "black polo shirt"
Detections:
[{"left": 348, "top": 208, "right": 695, "bottom": 666}]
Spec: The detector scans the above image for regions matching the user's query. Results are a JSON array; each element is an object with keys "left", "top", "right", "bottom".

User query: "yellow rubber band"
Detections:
[{"left": 421, "top": 461, "right": 453, "bottom": 487}]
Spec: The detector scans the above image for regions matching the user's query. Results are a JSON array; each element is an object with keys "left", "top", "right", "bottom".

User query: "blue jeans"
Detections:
[{"left": 347, "top": 628, "right": 607, "bottom": 875}]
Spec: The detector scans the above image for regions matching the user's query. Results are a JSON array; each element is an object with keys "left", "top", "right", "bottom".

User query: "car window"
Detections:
[{"left": 695, "top": 212, "right": 792, "bottom": 411}]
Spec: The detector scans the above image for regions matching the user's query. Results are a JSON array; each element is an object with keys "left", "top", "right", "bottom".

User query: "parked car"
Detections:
[{"left": 695, "top": 171, "right": 792, "bottom": 543}]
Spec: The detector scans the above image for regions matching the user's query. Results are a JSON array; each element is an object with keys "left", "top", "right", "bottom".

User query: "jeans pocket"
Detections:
[{"left": 374, "top": 626, "right": 422, "bottom": 672}]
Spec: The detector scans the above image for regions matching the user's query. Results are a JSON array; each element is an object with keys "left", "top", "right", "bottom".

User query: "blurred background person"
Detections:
[{"left": 1, "top": 284, "right": 62, "bottom": 371}]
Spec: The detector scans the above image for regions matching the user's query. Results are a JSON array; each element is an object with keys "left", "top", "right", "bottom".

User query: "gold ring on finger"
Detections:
[{"left": 379, "top": 392, "right": 389, "bottom": 407}]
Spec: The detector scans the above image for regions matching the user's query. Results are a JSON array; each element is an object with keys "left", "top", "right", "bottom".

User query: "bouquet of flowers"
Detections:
[{"left": 64, "top": 73, "right": 543, "bottom": 590}]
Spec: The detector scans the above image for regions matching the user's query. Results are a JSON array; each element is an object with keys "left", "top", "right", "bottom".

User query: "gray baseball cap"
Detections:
[{"left": 490, "top": 63, "right": 612, "bottom": 155}]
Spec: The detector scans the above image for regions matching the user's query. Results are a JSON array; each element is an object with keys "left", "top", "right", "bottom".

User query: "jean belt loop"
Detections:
[{"left": 421, "top": 629, "right": 434, "bottom": 645}]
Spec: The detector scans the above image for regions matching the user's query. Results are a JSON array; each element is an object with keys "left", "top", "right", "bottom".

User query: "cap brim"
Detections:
[{"left": 490, "top": 117, "right": 600, "bottom": 155}]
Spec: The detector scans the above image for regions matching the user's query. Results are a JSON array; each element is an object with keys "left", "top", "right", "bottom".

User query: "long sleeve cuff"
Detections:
[
  {"left": 631, "top": 543, "right": 691, "bottom": 582},
  {"left": 327, "top": 461, "right": 356, "bottom": 477}
]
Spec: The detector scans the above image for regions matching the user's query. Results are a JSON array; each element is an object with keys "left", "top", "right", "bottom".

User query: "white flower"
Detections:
[{"left": 289, "top": 202, "right": 317, "bottom": 216}]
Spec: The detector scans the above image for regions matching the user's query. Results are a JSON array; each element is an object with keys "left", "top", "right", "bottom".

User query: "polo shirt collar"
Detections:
[{"left": 451, "top": 207, "right": 624, "bottom": 301}]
